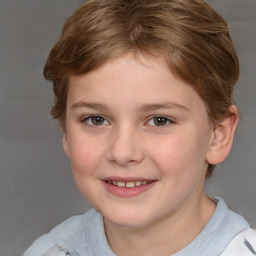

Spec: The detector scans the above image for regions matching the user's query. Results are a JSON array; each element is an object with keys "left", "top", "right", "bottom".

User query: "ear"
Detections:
[
  {"left": 206, "top": 105, "right": 239, "bottom": 165},
  {"left": 63, "top": 133, "right": 70, "bottom": 157}
]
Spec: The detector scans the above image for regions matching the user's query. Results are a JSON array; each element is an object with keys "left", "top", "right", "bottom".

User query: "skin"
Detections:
[{"left": 63, "top": 53, "right": 238, "bottom": 255}]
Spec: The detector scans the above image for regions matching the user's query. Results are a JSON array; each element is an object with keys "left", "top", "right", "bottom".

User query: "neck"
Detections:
[{"left": 104, "top": 194, "right": 216, "bottom": 256}]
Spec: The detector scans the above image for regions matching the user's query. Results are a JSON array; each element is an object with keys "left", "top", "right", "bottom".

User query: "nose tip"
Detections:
[{"left": 107, "top": 130, "right": 144, "bottom": 166}]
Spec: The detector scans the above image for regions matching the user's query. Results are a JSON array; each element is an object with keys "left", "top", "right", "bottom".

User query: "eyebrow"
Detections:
[
  {"left": 71, "top": 102, "right": 109, "bottom": 111},
  {"left": 138, "top": 102, "right": 189, "bottom": 112},
  {"left": 70, "top": 101, "right": 189, "bottom": 112}
]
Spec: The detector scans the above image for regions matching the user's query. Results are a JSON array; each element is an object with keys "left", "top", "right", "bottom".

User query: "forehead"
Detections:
[{"left": 67, "top": 54, "right": 206, "bottom": 113}]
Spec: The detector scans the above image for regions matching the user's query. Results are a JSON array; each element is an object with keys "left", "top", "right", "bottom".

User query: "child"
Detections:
[{"left": 24, "top": 0, "right": 256, "bottom": 255}]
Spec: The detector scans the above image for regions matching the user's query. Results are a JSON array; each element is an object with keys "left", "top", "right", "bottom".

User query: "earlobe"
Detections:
[
  {"left": 206, "top": 105, "right": 239, "bottom": 165},
  {"left": 63, "top": 134, "right": 70, "bottom": 157}
]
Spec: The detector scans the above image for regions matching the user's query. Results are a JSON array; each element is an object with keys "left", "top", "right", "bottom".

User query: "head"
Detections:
[{"left": 44, "top": 0, "right": 239, "bottom": 176}]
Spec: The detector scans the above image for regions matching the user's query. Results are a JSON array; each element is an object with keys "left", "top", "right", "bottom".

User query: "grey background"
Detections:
[{"left": 0, "top": 0, "right": 255, "bottom": 255}]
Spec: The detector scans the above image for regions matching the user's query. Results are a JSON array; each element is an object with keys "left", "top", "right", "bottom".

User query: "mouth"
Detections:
[
  {"left": 105, "top": 180, "right": 154, "bottom": 188},
  {"left": 102, "top": 178, "right": 157, "bottom": 197}
]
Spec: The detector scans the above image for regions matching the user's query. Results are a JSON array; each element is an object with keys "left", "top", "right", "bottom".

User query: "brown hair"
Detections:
[{"left": 44, "top": 0, "right": 239, "bottom": 176}]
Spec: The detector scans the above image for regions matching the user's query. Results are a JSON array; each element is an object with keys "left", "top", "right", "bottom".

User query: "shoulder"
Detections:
[
  {"left": 221, "top": 228, "right": 256, "bottom": 255},
  {"left": 23, "top": 208, "right": 100, "bottom": 256}
]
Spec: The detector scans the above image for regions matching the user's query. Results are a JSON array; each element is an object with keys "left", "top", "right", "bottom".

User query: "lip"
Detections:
[
  {"left": 101, "top": 176, "right": 157, "bottom": 198},
  {"left": 103, "top": 176, "right": 155, "bottom": 182}
]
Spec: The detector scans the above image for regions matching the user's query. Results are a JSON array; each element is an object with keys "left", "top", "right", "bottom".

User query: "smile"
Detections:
[
  {"left": 106, "top": 180, "right": 153, "bottom": 188},
  {"left": 102, "top": 177, "right": 157, "bottom": 197}
]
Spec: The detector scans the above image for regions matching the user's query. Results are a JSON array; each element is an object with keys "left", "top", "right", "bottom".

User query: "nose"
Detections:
[{"left": 107, "top": 126, "right": 145, "bottom": 166}]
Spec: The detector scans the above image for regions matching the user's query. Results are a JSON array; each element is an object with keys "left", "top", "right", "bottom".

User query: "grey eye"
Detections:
[
  {"left": 92, "top": 116, "right": 105, "bottom": 125},
  {"left": 90, "top": 116, "right": 105, "bottom": 125},
  {"left": 84, "top": 115, "right": 109, "bottom": 126},
  {"left": 153, "top": 117, "right": 169, "bottom": 126}
]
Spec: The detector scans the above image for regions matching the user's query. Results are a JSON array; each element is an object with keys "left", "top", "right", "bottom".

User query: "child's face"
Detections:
[{"left": 64, "top": 53, "right": 215, "bottom": 229}]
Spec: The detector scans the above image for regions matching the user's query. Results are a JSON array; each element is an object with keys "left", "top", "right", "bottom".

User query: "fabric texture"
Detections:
[
  {"left": 221, "top": 229, "right": 256, "bottom": 255},
  {"left": 23, "top": 197, "right": 255, "bottom": 256}
]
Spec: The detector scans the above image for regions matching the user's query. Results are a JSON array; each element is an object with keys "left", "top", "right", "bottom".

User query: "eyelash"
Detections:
[
  {"left": 80, "top": 115, "right": 175, "bottom": 129},
  {"left": 146, "top": 116, "right": 175, "bottom": 128},
  {"left": 81, "top": 115, "right": 110, "bottom": 128}
]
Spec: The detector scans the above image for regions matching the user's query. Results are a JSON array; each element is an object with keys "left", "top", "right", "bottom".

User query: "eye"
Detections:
[
  {"left": 82, "top": 115, "right": 109, "bottom": 126},
  {"left": 147, "top": 116, "right": 173, "bottom": 127}
]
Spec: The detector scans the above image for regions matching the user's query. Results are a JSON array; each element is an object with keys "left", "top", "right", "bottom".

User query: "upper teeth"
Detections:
[{"left": 107, "top": 180, "right": 149, "bottom": 188}]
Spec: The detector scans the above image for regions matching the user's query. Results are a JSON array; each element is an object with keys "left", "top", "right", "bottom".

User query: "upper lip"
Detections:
[{"left": 102, "top": 176, "right": 156, "bottom": 182}]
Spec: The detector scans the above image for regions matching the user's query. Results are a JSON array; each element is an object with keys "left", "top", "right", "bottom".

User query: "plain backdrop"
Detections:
[{"left": 0, "top": 1, "right": 255, "bottom": 255}]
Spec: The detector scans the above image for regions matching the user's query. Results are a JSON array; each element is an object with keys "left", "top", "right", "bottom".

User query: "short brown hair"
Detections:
[{"left": 44, "top": 0, "right": 239, "bottom": 176}]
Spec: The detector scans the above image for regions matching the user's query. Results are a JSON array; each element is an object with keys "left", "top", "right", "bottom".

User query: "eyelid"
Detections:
[
  {"left": 81, "top": 114, "right": 110, "bottom": 126},
  {"left": 146, "top": 115, "right": 175, "bottom": 127},
  {"left": 79, "top": 114, "right": 175, "bottom": 129}
]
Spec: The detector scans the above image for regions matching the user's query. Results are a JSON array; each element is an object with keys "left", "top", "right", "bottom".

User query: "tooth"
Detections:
[
  {"left": 117, "top": 181, "right": 125, "bottom": 187},
  {"left": 142, "top": 181, "right": 147, "bottom": 185},
  {"left": 135, "top": 181, "right": 142, "bottom": 186},
  {"left": 107, "top": 180, "right": 112, "bottom": 184},
  {"left": 126, "top": 182, "right": 135, "bottom": 188},
  {"left": 113, "top": 181, "right": 117, "bottom": 185}
]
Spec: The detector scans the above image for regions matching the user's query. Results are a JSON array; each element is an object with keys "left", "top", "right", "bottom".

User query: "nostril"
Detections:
[{"left": 106, "top": 132, "right": 145, "bottom": 165}]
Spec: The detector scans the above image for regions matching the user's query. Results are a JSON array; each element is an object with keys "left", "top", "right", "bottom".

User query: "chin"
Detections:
[
  {"left": 103, "top": 208, "right": 155, "bottom": 229},
  {"left": 106, "top": 217, "right": 149, "bottom": 229}
]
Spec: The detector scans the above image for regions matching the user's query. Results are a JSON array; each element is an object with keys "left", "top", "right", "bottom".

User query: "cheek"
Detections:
[
  {"left": 148, "top": 132, "right": 208, "bottom": 177},
  {"left": 152, "top": 136, "right": 191, "bottom": 167},
  {"left": 68, "top": 139, "right": 102, "bottom": 200},
  {"left": 149, "top": 133, "right": 209, "bottom": 204},
  {"left": 67, "top": 136, "right": 103, "bottom": 177}
]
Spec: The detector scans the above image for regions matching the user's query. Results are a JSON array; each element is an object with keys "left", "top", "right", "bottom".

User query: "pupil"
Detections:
[
  {"left": 154, "top": 117, "right": 167, "bottom": 126},
  {"left": 92, "top": 116, "right": 104, "bottom": 125}
]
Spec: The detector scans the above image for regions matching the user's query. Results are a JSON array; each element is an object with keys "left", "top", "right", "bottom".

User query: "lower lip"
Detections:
[{"left": 102, "top": 181, "right": 157, "bottom": 198}]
